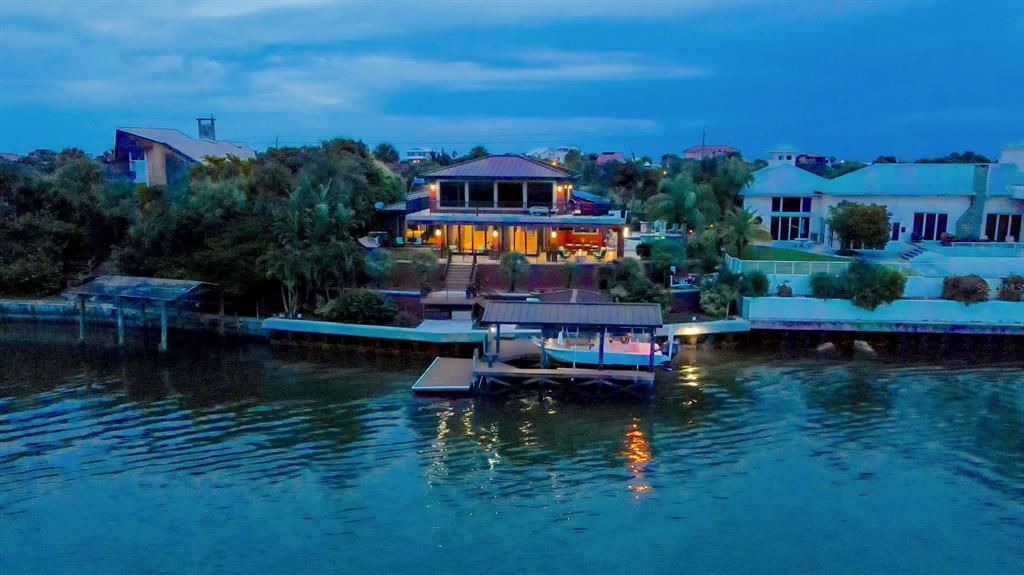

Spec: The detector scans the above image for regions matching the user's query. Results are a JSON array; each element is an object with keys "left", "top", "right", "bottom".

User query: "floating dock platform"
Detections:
[{"left": 412, "top": 353, "right": 655, "bottom": 396}]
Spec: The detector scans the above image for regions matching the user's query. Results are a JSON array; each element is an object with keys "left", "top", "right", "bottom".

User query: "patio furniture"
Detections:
[
  {"left": 529, "top": 206, "right": 551, "bottom": 216},
  {"left": 557, "top": 247, "right": 571, "bottom": 261},
  {"left": 591, "top": 247, "right": 607, "bottom": 260},
  {"left": 394, "top": 237, "right": 405, "bottom": 246}
]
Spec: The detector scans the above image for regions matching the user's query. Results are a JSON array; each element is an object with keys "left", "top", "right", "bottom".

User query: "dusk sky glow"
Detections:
[{"left": 1, "top": 0, "right": 1022, "bottom": 160}]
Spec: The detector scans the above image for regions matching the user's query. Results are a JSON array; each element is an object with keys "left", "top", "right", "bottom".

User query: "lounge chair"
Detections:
[
  {"left": 557, "top": 247, "right": 571, "bottom": 261},
  {"left": 591, "top": 246, "right": 607, "bottom": 260}
]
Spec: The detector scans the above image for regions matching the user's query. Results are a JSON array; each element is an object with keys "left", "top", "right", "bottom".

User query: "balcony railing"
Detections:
[{"left": 429, "top": 200, "right": 618, "bottom": 218}]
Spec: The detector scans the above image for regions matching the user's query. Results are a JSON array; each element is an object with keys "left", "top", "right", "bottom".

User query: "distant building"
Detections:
[
  {"left": 683, "top": 144, "right": 740, "bottom": 160},
  {"left": 742, "top": 143, "right": 1024, "bottom": 244},
  {"left": 527, "top": 146, "right": 578, "bottom": 164},
  {"left": 796, "top": 152, "right": 830, "bottom": 169},
  {"left": 405, "top": 147, "right": 435, "bottom": 163},
  {"left": 113, "top": 118, "right": 254, "bottom": 187},
  {"left": 595, "top": 151, "right": 624, "bottom": 166}
]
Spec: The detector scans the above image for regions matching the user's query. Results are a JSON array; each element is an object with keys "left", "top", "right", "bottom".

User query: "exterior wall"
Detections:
[
  {"left": 146, "top": 144, "right": 169, "bottom": 186},
  {"left": 820, "top": 194, "right": 971, "bottom": 243},
  {"left": 742, "top": 296, "right": 1023, "bottom": 326}
]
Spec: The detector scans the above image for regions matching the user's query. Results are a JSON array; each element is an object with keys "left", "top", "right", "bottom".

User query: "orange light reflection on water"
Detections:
[{"left": 622, "top": 418, "right": 652, "bottom": 497}]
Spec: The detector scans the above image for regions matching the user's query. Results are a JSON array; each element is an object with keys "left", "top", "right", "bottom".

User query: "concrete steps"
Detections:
[
  {"left": 443, "top": 264, "right": 473, "bottom": 290},
  {"left": 900, "top": 246, "right": 927, "bottom": 261}
]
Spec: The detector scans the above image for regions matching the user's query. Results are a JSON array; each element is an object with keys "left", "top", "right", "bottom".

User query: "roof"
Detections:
[
  {"left": 117, "top": 128, "right": 256, "bottom": 162},
  {"left": 533, "top": 289, "right": 608, "bottom": 304},
  {"left": 66, "top": 275, "right": 214, "bottom": 302},
  {"left": 422, "top": 154, "right": 574, "bottom": 180},
  {"left": 572, "top": 190, "right": 610, "bottom": 204},
  {"left": 826, "top": 163, "right": 977, "bottom": 197},
  {"left": 769, "top": 144, "right": 802, "bottom": 153},
  {"left": 481, "top": 301, "right": 663, "bottom": 328},
  {"left": 683, "top": 144, "right": 738, "bottom": 153},
  {"left": 985, "top": 163, "right": 1024, "bottom": 197},
  {"left": 742, "top": 164, "right": 829, "bottom": 197}
]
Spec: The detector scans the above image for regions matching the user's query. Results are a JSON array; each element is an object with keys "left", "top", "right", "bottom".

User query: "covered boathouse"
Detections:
[{"left": 413, "top": 301, "right": 665, "bottom": 397}]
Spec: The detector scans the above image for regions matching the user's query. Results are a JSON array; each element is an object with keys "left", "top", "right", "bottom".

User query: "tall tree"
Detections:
[
  {"left": 826, "top": 201, "right": 891, "bottom": 250},
  {"left": 373, "top": 142, "right": 400, "bottom": 164},
  {"left": 644, "top": 173, "right": 704, "bottom": 230},
  {"left": 720, "top": 207, "right": 771, "bottom": 256}
]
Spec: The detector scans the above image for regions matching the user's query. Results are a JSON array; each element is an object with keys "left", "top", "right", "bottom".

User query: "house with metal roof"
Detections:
[
  {"left": 114, "top": 118, "right": 255, "bottom": 187},
  {"left": 404, "top": 154, "right": 627, "bottom": 260},
  {"left": 741, "top": 144, "right": 1024, "bottom": 244},
  {"left": 683, "top": 144, "right": 740, "bottom": 160}
]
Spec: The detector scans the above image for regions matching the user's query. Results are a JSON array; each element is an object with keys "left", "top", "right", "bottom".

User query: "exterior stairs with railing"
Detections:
[
  {"left": 900, "top": 245, "right": 927, "bottom": 261},
  {"left": 443, "top": 262, "right": 474, "bottom": 291}
]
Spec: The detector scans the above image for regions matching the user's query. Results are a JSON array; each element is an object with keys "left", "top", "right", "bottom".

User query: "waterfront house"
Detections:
[
  {"left": 113, "top": 118, "right": 255, "bottom": 187},
  {"left": 741, "top": 144, "right": 1024, "bottom": 245},
  {"left": 683, "top": 144, "right": 740, "bottom": 160},
  {"left": 527, "top": 146, "right": 578, "bottom": 164},
  {"left": 404, "top": 154, "right": 627, "bottom": 259},
  {"left": 595, "top": 151, "right": 624, "bottom": 166},
  {"left": 404, "top": 147, "right": 436, "bottom": 163}
]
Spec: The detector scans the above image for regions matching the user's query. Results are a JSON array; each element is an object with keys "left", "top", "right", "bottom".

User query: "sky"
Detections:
[{"left": 1, "top": 0, "right": 1022, "bottom": 162}]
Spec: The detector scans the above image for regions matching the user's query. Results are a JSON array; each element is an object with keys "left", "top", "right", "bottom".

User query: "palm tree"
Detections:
[
  {"left": 644, "top": 173, "right": 705, "bottom": 232},
  {"left": 500, "top": 252, "right": 530, "bottom": 292},
  {"left": 720, "top": 207, "right": 771, "bottom": 257}
]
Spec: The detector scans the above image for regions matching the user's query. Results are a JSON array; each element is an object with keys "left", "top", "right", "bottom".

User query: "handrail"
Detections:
[{"left": 441, "top": 248, "right": 453, "bottom": 281}]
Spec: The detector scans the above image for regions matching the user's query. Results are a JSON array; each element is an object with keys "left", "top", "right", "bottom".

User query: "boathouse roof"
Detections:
[
  {"left": 481, "top": 301, "right": 663, "bottom": 328},
  {"left": 66, "top": 275, "right": 215, "bottom": 302}
]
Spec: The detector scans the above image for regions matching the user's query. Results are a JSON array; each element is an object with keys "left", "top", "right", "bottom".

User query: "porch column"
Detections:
[
  {"left": 159, "top": 302, "right": 168, "bottom": 352},
  {"left": 495, "top": 324, "right": 501, "bottom": 354},
  {"left": 493, "top": 181, "right": 498, "bottom": 208},
  {"left": 598, "top": 327, "right": 605, "bottom": 369},
  {"left": 77, "top": 295, "right": 86, "bottom": 343},
  {"left": 116, "top": 298, "right": 125, "bottom": 346},
  {"left": 616, "top": 227, "right": 625, "bottom": 258},
  {"left": 550, "top": 181, "right": 556, "bottom": 209},
  {"left": 522, "top": 182, "right": 527, "bottom": 208},
  {"left": 464, "top": 182, "right": 469, "bottom": 207},
  {"left": 648, "top": 328, "right": 656, "bottom": 371}
]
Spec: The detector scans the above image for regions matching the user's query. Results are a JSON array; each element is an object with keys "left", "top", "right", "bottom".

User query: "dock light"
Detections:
[
  {"left": 434, "top": 229, "right": 442, "bottom": 237},
  {"left": 623, "top": 226, "right": 630, "bottom": 238}
]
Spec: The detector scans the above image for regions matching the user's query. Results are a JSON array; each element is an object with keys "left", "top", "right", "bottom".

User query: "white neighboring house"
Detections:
[
  {"left": 405, "top": 147, "right": 435, "bottom": 163},
  {"left": 741, "top": 144, "right": 1024, "bottom": 246},
  {"left": 527, "top": 146, "right": 578, "bottom": 164}
]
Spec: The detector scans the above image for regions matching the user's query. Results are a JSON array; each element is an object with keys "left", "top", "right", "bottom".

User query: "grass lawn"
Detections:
[{"left": 739, "top": 245, "right": 844, "bottom": 262}]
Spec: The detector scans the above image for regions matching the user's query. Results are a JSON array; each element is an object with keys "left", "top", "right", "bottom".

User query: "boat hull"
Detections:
[{"left": 539, "top": 343, "right": 671, "bottom": 367}]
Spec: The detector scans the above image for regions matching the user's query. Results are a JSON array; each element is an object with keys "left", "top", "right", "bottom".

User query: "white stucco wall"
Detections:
[{"left": 743, "top": 297, "right": 1023, "bottom": 325}]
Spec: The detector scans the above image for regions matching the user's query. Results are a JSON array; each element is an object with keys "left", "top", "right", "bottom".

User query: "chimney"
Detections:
[{"left": 197, "top": 117, "right": 216, "bottom": 140}]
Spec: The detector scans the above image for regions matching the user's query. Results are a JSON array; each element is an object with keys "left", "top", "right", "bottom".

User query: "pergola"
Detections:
[
  {"left": 65, "top": 275, "right": 219, "bottom": 351},
  {"left": 480, "top": 301, "right": 665, "bottom": 370}
]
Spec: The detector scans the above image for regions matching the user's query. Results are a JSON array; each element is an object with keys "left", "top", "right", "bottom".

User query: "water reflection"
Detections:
[{"left": 623, "top": 418, "right": 652, "bottom": 496}]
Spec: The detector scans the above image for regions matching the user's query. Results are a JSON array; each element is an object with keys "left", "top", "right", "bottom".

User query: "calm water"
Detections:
[{"left": 1, "top": 326, "right": 1022, "bottom": 574}]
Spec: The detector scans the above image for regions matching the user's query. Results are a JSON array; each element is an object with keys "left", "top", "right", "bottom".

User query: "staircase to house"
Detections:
[
  {"left": 900, "top": 246, "right": 927, "bottom": 261},
  {"left": 443, "top": 262, "right": 473, "bottom": 291}
]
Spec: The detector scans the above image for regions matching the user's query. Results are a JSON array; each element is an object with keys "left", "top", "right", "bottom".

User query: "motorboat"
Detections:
[{"left": 531, "top": 332, "right": 671, "bottom": 367}]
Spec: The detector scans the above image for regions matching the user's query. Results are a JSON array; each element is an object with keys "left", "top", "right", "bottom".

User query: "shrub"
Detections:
[
  {"left": 809, "top": 272, "right": 848, "bottom": 299},
  {"left": 598, "top": 259, "right": 671, "bottom": 311},
  {"left": 776, "top": 280, "right": 793, "bottom": 297},
  {"left": 699, "top": 289, "right": 730, "bottom": 318},
  {"left": 997, "top": 274, "right": 1024, "bottom": 302},
  {"left": 687, "top": 229, "right": 721, "bottom": 272},
  {"left": 0, "top": 253, "right": 64, "bottom": 297},
  {"left": 410, "top": 251, "right": 438, "bottom": 293},
  {"left": 942, "top": 274, "right": 990, "bottom": 305},
  {"left": 500, "top": 252, "right": 530, "bottom": 291},
  {"left": 363, "top": 250, "right": 394, "bottom": 287},
  {"left": 634, "top": 242, "right": 652, "bottom": 259},
  {"left": 845, "top": 261, "right": 905, "bottom": 310},
  {"left": 739, "top": 270, "right": 769, "bottom": 297},
  {"left": 648, "top": 239, "right": 687, "bottom": 283},
  {"left": 316, "top": 289, "right": 398, "bottom": 325},
  {"left": 561, "top": 263, "right": 580, "bottom": 288}
]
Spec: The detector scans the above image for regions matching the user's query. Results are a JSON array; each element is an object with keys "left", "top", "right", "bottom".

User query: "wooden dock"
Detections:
[
  {"left": 411, "top": 357, "right": 475, "bottom": 393},
  {"left": 412, "top": 351, "right": 655, "bottom": 396}
]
